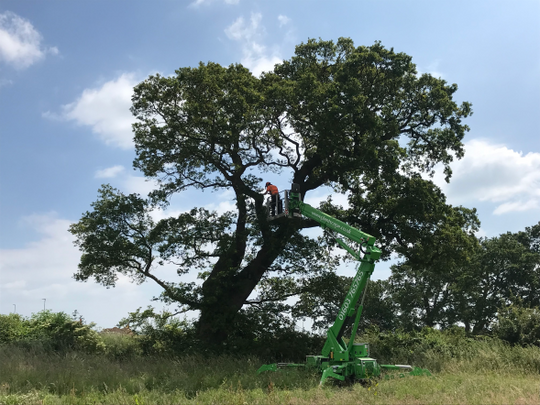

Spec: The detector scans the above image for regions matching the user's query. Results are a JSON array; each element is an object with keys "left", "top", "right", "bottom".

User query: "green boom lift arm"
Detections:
[{"left": 257, "top": 183, "right": 430, "bottom": 384}]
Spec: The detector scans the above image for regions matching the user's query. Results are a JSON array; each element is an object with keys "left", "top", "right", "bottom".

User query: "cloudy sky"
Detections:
[{"left": 1, "top": 0, "right": 539, "bottom": 328}]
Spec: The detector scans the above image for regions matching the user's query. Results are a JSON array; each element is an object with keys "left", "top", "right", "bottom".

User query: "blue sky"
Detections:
[{"left": 1, "top": 0, "right": 539, "bottom": 328}]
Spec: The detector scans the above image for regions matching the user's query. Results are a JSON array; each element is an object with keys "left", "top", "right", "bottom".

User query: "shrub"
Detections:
[
  {"left": 24, "top": 310, "right": 104, "bottom": 352},
  {"left": 119, "top": 307, "right": 196, "bottom": 355},
  {"left": 0, "top": 313, "right": 28, "bottom": 344},
  {"left": 100, "top": 331, "right": 143, "bottom": 359},
  {"left": 118, "top": 305, "right": 324, "bottom": 360},
  {"left": 225, "top": 303, "right": 324, "bottom": 361},
  {"left": 494, "top": 303, "right": 540, "bottom": 346},
  {"left": 0, "top": 310, "right": 105, "bottom": 353},
  {"left": 358, "top": 326, "right": 479, "bottom": 370}
]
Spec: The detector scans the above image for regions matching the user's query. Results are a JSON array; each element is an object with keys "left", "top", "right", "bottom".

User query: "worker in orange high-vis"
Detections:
[{"left": 265, "top": 182, "right": 279, "bottom": 216}]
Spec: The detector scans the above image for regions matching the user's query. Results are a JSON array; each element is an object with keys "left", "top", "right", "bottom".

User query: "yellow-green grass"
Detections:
[
  {"left": 0, "top": 371, "right": 538, "bottom": 405},
  {"left": 1, "top": 339, "right": 539, "bottom": 405}
]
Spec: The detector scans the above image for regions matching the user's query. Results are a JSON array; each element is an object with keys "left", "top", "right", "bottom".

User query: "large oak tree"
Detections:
[{"left": 70, "top": 38, "right": 475, "bottom": 346}]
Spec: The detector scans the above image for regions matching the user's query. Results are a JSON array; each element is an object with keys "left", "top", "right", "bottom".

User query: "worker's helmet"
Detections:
[{"left": 266, "top": 182, "right": 271, "bottom": 186}]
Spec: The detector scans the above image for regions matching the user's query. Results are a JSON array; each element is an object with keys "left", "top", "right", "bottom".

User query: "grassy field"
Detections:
[
  {"left": 1, "top": 338, "right": 539, "bottom": 405},
  {"left": 1, "top": 372, "right": 538, "bottom": 405}
]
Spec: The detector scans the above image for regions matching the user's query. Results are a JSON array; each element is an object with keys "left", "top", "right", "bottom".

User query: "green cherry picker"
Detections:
[{"left": 258, "top": 183, "right": 431, "bottom": 385}]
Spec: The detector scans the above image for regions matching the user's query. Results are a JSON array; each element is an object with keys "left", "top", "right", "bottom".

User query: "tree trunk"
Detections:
[
  {"left": 196, "top": 222, "right": 298, "bottom": 347},
  {"left": 197, "top": 300, "right": 239, "bottom": 348}
]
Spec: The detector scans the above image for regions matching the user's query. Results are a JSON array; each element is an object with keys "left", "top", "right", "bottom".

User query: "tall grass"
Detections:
[
  {"left": 362, "top": 328, "right": 540, "bottom": 374},
  {"left": 1, "top": 330, "right": 540, "bottom": 404},
  {"left": 0, "top": 345, "right": 315, "bottom": 398}
]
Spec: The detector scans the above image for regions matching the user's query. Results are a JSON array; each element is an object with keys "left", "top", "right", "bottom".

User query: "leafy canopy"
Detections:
[{"left": 70, "top": 38, "right": 475, "bottom": 343}]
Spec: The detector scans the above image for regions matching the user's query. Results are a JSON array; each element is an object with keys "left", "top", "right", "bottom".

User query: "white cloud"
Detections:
[
  {"left": 202, "top": 189, "right": 236, "bottom": 215},
  {"left": 121, "top": 174, "right": 159, "bottom": 196},
  {"left": 93, "top": 164, "right": 159, "bottom": 196},
  {"left": 0, "top": 213, "right": 84, "bottom": 308},
  {"left": 95, "top": 165, "right": 125, "bottom": 179},
  {"left": 278, "top": 15, "right": 291, "bottom": 27},
  {"left": 206, "top": 199, "right": 236, "bottom": 216},
  {"left": 0, "top": 78, "right": 13, "bottom": 88},
  {"left": 244, "top": 53, "right": 282, "bottom": 78},
  {"left": 225, "top": 13, "right": 282, "bottom": 76},
  {"left": 436, "top": 139, "right": 540, "bottom": 215},
  {"left": 0, "top": 11, "right": 58, "bottom": 69},
  {"left": 190, "top": 0, "right": 239, "bottom": 7},
  {"left": 57, "top": 73, "right": 139, "bottom": 149},
  {"left": 418, "top": 59, "right": 445, "bottom": 79},
  {"left": 493, "top": 200, "right": 539, "bottom": 215},
  {"left": 225, "top": 13, "right": 262, "bottom": 41},
  {"left": 0, "top": 212, "right": 175, "bottom": 326},
  {"left": 304, "top": 186, "right": 349, "bottom": 209}
]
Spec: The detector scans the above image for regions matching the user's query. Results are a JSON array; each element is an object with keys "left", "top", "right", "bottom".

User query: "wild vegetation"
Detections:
[
  {"left": 1, "top": 310, "right": 540, "bottom": 404},
  {"left": 4, "top": 37, "right": 540, "bottom": 403},
  {"left": 69, "top": 37, "right": 476, "bottom": 347}
]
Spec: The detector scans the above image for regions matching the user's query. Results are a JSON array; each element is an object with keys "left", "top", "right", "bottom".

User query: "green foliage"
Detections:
[
  {"left": 452, "top": 227, "right": 540, "bottom": 334},
  {"left": 360, "top": 326, "right": 540, "bottom": 375},
  {"left": 388, "top": 205, "right": 480, "bottom": 330},
  {"left": 230, "top": 302, "right": 325, "bottom": 361},
  {"left": 69, "top": 185, "right": 232, "bottom": 310},
  {"left": 362, "top": 327, "right": 471, "bottom": 368},
  {"left": 117, "top": 305, "right": 323, "bottom": 361},
  {"left": 0, "top": 314, "right": 27, "bottom": 344},
  {"left": 25, "top": 311, "right": 104, "bottom": 353},
  {"left": 2, "top": 340, "right": 540, "bottom": 405},
  {"left": 390, "top": 221, "right": 540, "bottom": 334},
  {"left": 71, "top": 37, "right": 475, "bottom": 346},
  {"left": 99, "top": 332, "right": 142, "bottom": 359},
  {"left": 69, "top": 185, "right": 158, "bottom": 288},
  {"left": 0, "top": 311, "right": 104, "bottom": 353},
  {"left": 118, "top": 307, "right": 195, "bottom": 355},
  {"left": 293, "top": 276, "right": 397, "bottom": 332},
  {"left": 494, "top": 302, "right": 540, "bottom": 346}
]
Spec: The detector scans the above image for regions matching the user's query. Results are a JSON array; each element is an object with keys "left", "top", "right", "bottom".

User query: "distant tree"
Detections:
[
  {"left": 494, "top": 299, "right": 540, "bottom": 346},
  {"left": 454, "top": 224, "right": 540, "bottom": 334},
  {"left": 513, "top": 222, "right": 540, "bottom": 305},
  {"left": 70, "top": 37, "right": 474, "bottom": 347},
  {"left": 389, "top": 206, "right": 480, "bottom": 330},
  {"left": 293, "top": 276, "right": 397, "bottom": 332},
  {"left": 390, "top": 222, "right": 540, "bottom": 334}
]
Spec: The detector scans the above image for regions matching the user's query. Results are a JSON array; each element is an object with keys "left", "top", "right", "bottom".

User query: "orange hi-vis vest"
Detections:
[{"left": 266, "top": 184, "right": 278, "bottom": 195}]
